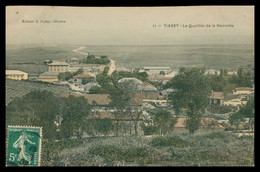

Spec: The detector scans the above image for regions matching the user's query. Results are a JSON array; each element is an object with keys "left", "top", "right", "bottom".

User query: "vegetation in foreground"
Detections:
[{"left": 41, "top": 132, "right": 254, "bottom": 166}]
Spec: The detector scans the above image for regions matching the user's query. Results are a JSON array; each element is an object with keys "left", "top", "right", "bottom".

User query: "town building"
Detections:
[
  {"left": 47, "top": 61, "right": 70, "bottom": 72},
  {"left": 227, "top": 71, "right": 237, "bottom": 75},
  {"left": 60, "top": 93, "right": 143, "bottom": 107},
  {"left": 6, "top": 70, "right": 28, "bottom": 80},
  {"left": 205, "top": 69, "right": 220, "bottom": 75},
  {"left": 78, "top": 82, "right": 101, "bottom": 92},
  {"left": 140, "top": 66, "right": 172, "bottom": 77},
  {"left": 73, "top": 73, "right": 95, "bottom": 84},
  {"left": 159, "top": 88, "right": 177, "bottom": 100},
  {"left": 135, "top": 82, "right": 159, "bottom": 100},
  {"left": 210, "top": 91, "right": 224, "bottom": 106},
  {"left": 233, "top": 87, "right": 254, "bottom": 95},
  {"left": 70, "top": 57, "right": 79, "bottom": 64},
  {"left": 223, "top": 99, "right": 247, "bottom": 107},
  {"left": 38, "top": 71, "right": 60, "bottom": 82}
]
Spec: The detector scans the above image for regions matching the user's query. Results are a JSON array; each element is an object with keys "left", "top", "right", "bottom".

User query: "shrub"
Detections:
[
  {"left": 89, "top": 145, "right": 155, "bottom": 165},
  {"left": 206, "top": 132, "right": 226, "bottom": 139},
  {"left": 142, "top": 125, "right": 159, "bottom": 135},
  {"left": 208, "top": 105, "right": 232, "bottom": 114},
  {"left": 41, "top": 138, "right": 84, "bottom": 166},
  {"left": 150, "top": 136, "right": 189, "bottom": 148}
]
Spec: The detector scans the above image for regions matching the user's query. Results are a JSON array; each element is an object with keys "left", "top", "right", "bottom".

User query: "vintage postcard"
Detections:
[{"left": 6, "top": 6, "right": 254, "bottom": 166}]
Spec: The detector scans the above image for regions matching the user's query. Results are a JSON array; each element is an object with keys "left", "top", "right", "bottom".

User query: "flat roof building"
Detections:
[
  {"left": 143, "top": 66, "right": 171, "bottom": 71},
  {"left": 47, "top": 61, "right": 70, "bottom": 72},
  {"left": 38, "top": 71, "right": 60, "bottom": 82}
]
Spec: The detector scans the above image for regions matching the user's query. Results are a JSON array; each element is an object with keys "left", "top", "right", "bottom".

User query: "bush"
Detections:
[
  {"left": 41, "top": 138, "right": 84, "bottom": 166},
  {"left": 208, "top": 105, "right": 232, "bottom": 114},
  {"left": 150, "top": 136, "right": 189, "bottom": 148},
  {"left": 206, "top": 132, "right": 226, "bottom": 139},
  {"left": 142, "top": 125, "right": 159, "bottom": 135},
  {"left": 89, "top": 145, "right": 155, "bottom": 165}
]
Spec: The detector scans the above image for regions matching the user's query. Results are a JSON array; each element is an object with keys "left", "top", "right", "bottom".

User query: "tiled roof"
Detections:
[
  {"left": 210, "top": 91, "right": 224, "bottom": 100},
  {"left": 61, "top": 94, "right": 111, "bottom": 105},
  {"left": 6, "top": 70, "right": 28, "bottom": 75},
  {"left": 61, "top": 93, "right": 143, "bottom": 106},
  {"left": 136, "top": 82, "right": 158, "bottom": 92},
  {"left": 118, "top": 77, "right": 143, "bottom": 85},
  {"left": 87, "top": 111, "right": 144, "bottom": 120}
]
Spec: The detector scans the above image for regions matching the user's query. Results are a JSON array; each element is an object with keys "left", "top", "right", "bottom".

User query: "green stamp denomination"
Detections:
[{"left": 6, "top": 126, "right": 42, "bottom": 166}]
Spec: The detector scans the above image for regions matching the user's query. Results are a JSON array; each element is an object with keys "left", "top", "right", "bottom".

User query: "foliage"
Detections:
[
  {"left": 88, "top": 86, "right": 109, "bottom": 94},
  {"left": 153, "top": 110, "right": 178, "bottom": 136},
  {"left": 60, "top": 96, "right": 91, "bottom": 138},
  {"left": 239, "top": 97, "right": 254, "bottom": 118},
  {"left": 206, "top": 132, "right": 226, "bottom": 139},
  {"left": 84, "top": 118, "right": 114, "bottom": 137},
  {"left": 112, "top": 70, "right": 148, "bottom": 82},
  {"left": 167, "top": 67, "right": 211, "bottom": 134},
  {"left": 207, "top": 105, "right": 232, "bottom": 114},
  {"left": 150, "top": 136, "right": 189, "bottom": 148},
  {"left": 79, "top": 55, "right": 110, "bottom": 65},
  {"left": 142, "top": 125, "right": 159, "bottom": 135},
  {"left": 72, "top": 68, "right": 83, "bottom": 76},
  {"left": 236, "top": 68, "right": 253, "bottom": 87},
  {"left": 184, "top": 111, "right": 202, "bottom": 134},
  {"left": 40, "top": 132, "right": 254, "bottom": 166},
  {"left": 228, "top": 97, "right": 254, "bottom": 130},
  {"left": 41, "top": 138, "right": 83, "bottom": 166},
  {"left": 6, "top": 90, "right": 59, "bottom": 139},
  {"left": 58, "top": 68, "right": 84, "bottom": 81},
  {"left": 58, "top": 72, "right": 73, "bottom": 81},
  {"left": 89, "top": 145, "right": 155, "bottom": 165}
]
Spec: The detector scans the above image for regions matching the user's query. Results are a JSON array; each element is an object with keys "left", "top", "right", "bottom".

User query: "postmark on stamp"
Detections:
[{"left": 6, "top": 126, "right": 42, "bottom": 166}]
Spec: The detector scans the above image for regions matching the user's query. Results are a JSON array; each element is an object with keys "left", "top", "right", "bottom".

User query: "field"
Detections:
[
  {"left": 5, "top": 79, "right": 76, "bottom": 105},
  {"left": 41, "top": 132, "right": 254, "bottom": 166},
  {"left": 6, "top": 44, "right": 254, "bottom": 74}
]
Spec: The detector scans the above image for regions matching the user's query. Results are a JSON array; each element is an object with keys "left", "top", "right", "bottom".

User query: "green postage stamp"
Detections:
[{"left": 6, "top": 126, "right": 42, "bottom": 166}]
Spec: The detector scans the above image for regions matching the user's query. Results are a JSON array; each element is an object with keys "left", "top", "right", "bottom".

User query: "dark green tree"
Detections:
[
  {"left": 58, "top": 72, "right": 73, "bottom": 81},
  {"left": 153, "top": 110, "right": 178, "bottom": 136},
  {"left": 6, "top": 90, "right": 59, "bottom": 139},
  {"left": 237, "top": 68, "right": 252, "bottom": 87},
  {"left": 60, "top": 96, "right": 91, "bottom": 138},
  {"left": 95, "top": 118, "right": 114, "bottom": 137},
  {"left": 167, "top": 67, "right": 211, "bottom": 134}
]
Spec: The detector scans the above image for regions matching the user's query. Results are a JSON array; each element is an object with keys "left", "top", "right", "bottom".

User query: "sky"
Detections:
[{"left": 6, "top": 6, "right": 254, "bottom": 45}]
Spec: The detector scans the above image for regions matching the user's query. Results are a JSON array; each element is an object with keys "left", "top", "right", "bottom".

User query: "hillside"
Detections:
[
  {"left": 41, "top": 132, "right": 254, "bottom": 166},
  {"left": 5, "top": 79, "right": 76, "bottom": 105}
]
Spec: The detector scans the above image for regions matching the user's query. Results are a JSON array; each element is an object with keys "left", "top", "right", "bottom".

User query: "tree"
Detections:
[
  {"left": 87, "top": 55, "right": 95, "bottom": 60},
  {"left": 228, "top": 97, "right": 254, "bottom": 131},
  {"left": 72, "top": 68, "right": 83, "bottom": 76},
  {"left": 229, "top": 111, "right": 246, "bottom": 131},
  {"left": 109, "top": 85, "right": 131, "bottom": 136},
  {"left": 153, "top": 110, "right": 178, "bottom": 136},
  {"left": 167, "top": 67, "right": 211, "bottom": 134},
  {"left": 95, "top": 118, "right": 114, "bottom": 137},
  {"left": 237, "top": 68, "right": 252, "bottom": 87},
  {"left": 58, "top": 72, "right": 73, "bottom": 81},
  {"left": 60, "top": 96, "right": 91, "bottom": 138},
  {"left": 6, "top": 90, "right": 59, "bottom": 139}
]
